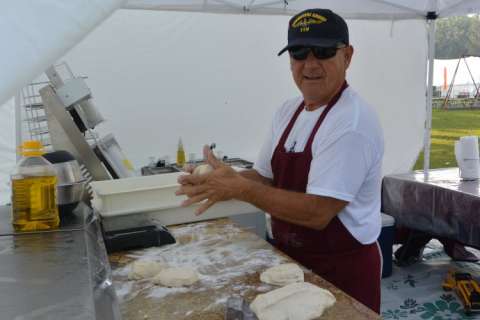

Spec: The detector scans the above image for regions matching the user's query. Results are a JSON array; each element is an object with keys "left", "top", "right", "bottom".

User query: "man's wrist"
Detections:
[{"left": 236, "top": 176, "right": 257, "bottom": 203}]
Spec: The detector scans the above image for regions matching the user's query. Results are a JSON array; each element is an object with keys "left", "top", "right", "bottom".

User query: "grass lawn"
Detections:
[{"left": 414, "top": 108, "right": 480, "bottom": 170}]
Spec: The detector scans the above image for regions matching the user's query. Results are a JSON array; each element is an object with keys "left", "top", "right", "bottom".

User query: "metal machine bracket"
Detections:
[{"left": 40, "top": 85, "right": 112, "bottom": 181}]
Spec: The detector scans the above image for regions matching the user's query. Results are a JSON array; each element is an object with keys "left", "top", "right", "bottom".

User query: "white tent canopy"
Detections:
[
  {"left": 59, "top": 10, "right": 427, "bottom": 172},
  {"left": 0, "top": 0, "right": 126, "bottom": 109},
  {"left": 118, "top": 0, "right": 480, "bottom": 172}
]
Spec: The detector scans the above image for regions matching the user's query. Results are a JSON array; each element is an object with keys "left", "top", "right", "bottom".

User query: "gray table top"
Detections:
[
  {"left": 0, "top": 204, "right": 121, "bottom": 320},
  {"left": 0, "top": 204, "right": 85, "bottom": 236},
  {"left": 386, "top": 167, "right": 480, "bottom": 196},
  {"left": 382, "top": 168, "right": 480, "bottom": 247}
]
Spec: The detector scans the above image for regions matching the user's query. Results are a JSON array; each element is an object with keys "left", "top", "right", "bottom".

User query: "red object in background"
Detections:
[{"left": 444, "top": 67, "right": 448, "bottom": 90}]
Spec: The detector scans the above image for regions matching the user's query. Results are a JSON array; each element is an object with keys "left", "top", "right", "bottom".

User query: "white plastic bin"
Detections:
[{"left": 90, "top": 172, "right": 258, "bottom": 226}]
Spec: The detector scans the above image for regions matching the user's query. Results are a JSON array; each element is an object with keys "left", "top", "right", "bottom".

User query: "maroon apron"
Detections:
[{"left": 270, "top": 82, "right": 381, "bottom": 313}]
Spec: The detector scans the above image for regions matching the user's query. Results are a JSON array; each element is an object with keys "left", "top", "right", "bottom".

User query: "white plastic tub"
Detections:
[{"left": 90, "top": 172, "right": 258, "bottom": 226}]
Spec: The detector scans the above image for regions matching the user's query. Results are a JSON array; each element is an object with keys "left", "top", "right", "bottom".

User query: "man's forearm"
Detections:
[
  {"left": 239, "top": 169, "right": 273, "bottom": 186},
  {"left": 236, "top": 179, "right": 347, "bottom": 230}
]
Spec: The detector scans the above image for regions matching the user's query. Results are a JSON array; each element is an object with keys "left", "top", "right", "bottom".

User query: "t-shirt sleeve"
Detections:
[{"left": 307, "top": 131, "right": 375, "bottom": 202}]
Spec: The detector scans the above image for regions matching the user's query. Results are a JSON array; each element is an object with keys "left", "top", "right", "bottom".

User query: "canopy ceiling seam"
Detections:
[
  {"left": 242, "top": 1, "right": 425, "bottom": 19},
  {"left": 369, "top": 0, "right": 426, "bottom": 16},
  {"left": 144, "top": 0, "right": 246, "bottom": 12},
  {"left": 247, "top": 0, "right": 289, "bottom": 12},
  {"left": 250, "top": 0, "right": 288, "bottom": 10},
  {"left": 439, "top": 0, "right": 474, "bottom": 16},
  {"left": 121, "top": 2, "right": 428, "bottom": 19},
  {"left": 213, "top": 0, "right": 243, "bottom": 9},
  {"left": 123, "top": 0, "right": 245, "bottom": 11},
  {"left": 260, "top": 0, "right": 425, "bottom": 16}
]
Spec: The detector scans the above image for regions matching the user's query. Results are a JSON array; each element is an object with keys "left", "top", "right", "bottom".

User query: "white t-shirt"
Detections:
[{"left": 254, "top": 87, "right": 384, "bottom": 244}]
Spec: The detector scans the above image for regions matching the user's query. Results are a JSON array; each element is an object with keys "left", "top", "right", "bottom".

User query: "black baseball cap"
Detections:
[{"left": 278, "top": 9, "right": 349, "bottom": 56}]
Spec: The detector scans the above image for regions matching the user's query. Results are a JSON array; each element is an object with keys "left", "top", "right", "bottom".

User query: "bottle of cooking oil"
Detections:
[
  {"left": 11, "top": 140, "right": 59, "bottom": 232},
  {"left": 176, "top": 137, "right": 186, "bottom": 167}
]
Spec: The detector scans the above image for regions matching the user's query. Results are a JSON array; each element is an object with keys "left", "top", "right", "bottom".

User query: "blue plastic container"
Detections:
[{"left": 379, "top": 213, "right": 395, "bottom": 278}]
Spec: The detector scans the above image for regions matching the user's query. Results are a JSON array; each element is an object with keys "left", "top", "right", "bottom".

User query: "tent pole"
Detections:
[
  {"left": 423, "top": 15, "right": 436, "bottom": 175},
  {"left": 15, "top": 92, "right": 22, "bottom": 162}
]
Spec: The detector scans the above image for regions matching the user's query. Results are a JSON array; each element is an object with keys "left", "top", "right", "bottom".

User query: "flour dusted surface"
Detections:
[
  {"left": 110, "top": 220, "right": 287, "bottom": 319},
  {"left": 109, "top": 219, "right": 380, "bottom": 320}
]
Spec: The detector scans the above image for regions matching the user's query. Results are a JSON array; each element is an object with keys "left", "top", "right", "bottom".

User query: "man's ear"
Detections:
[{"left": 344, "top": 45, "right": 354, "bottom": 68}]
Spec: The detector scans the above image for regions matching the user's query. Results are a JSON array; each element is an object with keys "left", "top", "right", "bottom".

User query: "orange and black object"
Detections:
[{"left": 442, "top": 270, "right": 480, "bottom": 315}]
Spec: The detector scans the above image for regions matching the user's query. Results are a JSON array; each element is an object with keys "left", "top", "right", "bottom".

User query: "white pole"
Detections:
[
  {"left": 423, "top": 18, "right": 436, "bottom": 175},
  {"left": 14, "top": 92, "right": 22, "bottom": 162}
]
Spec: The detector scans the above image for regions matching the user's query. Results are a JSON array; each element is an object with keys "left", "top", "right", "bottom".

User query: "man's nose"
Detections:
[{"left": 304, "top": 51, "right": 322, "bottom": 67}]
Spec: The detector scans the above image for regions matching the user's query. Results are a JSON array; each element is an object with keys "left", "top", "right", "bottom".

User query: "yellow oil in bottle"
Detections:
[
  {"left": 176, "top": 138, "right": 186, "bottom": 167},
  {"left": 12, "top": 175, "right": 59, "bottom": 232}
]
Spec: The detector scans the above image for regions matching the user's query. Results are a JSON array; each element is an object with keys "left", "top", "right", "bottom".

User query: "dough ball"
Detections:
[
  {"left": 260, "top": 263, "right": 304, "bottom": 286},
  {"left": 250, "top": 282, "right": 336, "bottom": 320},
  {"left": 153, "top": 267, "right": 199, "bottom": 287},
  {"left": 193, "top": 164, "right": 213, "bottom": 176},
  {"left": 128, "top": 260, "right": 166, "bottom": 280}
]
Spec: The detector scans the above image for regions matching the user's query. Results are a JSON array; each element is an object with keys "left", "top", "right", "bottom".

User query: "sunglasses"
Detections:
[{"left": 288, "top": 45, "right": 345, "bottom": 60}]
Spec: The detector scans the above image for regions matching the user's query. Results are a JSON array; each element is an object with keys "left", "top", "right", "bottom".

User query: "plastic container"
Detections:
[
  {"left": 11, "top": 140, "right": 60, "bottom": 231},
  {"left": 90, "top": 172, "right": 258, "bottom": 226},
  {"left": 378, "top": 213, "right": 395, "bottom": 278}
]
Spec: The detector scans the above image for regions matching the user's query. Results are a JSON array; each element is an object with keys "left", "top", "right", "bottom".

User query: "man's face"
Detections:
[{"left": 290, "top": 45, "right": 354, "bottom": 107}]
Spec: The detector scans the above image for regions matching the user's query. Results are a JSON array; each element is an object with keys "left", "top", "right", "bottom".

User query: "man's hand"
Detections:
[
  {"left": 176, "top": 145, "right": 248, "bottom": 215},
  {"left": 182, "top": 163, "right": 196, "bottom": 174}
]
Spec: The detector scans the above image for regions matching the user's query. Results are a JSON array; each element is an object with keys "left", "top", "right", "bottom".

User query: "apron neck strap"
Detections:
[
  {"left": 305, "top": 81, "right": 349, "bottom": 151},
  {"left": 277, "top": 100, "right": 305, "bottom": 150}
]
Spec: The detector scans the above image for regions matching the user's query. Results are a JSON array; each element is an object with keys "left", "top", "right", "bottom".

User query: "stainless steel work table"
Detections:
[
  {"left": 382, "top": 167, "right": 480, "bottom": 248},
  {"left": 0, "top": 203, "right": 120, "bottom": 320}
]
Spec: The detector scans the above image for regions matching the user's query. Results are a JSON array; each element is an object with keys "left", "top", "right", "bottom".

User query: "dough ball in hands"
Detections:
[
  {"left": 153, "top": 267, "right": 199, "bottom": 287},
  {"left": 260, "top": 263, "right": 304, "bottom": 286},
  {"left": 193, "top": 164, "right": 213, "bottom": 176},
  {"left": 128, "top": 260, "right": 166, "bottom": 280},
  {"left": 250, "top": 282, "right": 336, "bottom": 320}
]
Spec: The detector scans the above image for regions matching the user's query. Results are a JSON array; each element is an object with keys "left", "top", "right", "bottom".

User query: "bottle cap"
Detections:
[{"left": 20, "top": 140, "right": 45, "bottom": 157}]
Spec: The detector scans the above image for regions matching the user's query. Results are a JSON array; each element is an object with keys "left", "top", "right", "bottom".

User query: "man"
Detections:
[{"left": 176, "top": 8, "right": 384, "bottom": 313}]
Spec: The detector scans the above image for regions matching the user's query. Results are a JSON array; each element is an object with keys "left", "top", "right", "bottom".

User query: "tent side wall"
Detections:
[
  {"left": 0, "top": 100, "right": 16, "bottom": 205},
  {"left": 58, "top": 10, "right": 427, "bottom": 175}
]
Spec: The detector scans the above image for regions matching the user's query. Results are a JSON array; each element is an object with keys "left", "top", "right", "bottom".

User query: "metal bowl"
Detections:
[
  {"left": 57, "top": 180, "right": 87, "bottom": 217},
  {"left": 52, "top": 160, "right": 84, "bottom": 185},
  {"left": 44, "top": 151, "right": 87, "bottom": 216},
  {"left": 57, "top": 180, "right": 86, "bottom": 205}
]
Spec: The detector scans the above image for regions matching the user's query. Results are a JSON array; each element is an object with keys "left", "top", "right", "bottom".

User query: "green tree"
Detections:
[{"left": 435, "top": 15, "right": 480, "bottom": 59}]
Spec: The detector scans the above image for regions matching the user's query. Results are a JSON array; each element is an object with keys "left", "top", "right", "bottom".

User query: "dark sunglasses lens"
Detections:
[
  {"left": 289, "top": 47, "right": 310, "bottom": 60},
  {"left": 312, "top": 47, "right": 338, "bottom": 59},
  {"left": 289, "top": 47, "right": 339, "bottom": 60}
]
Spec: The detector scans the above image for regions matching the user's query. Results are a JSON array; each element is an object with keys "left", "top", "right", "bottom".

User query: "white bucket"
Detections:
[{"left": 454, "top": 136, "right": 480, "bottom": 180}]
